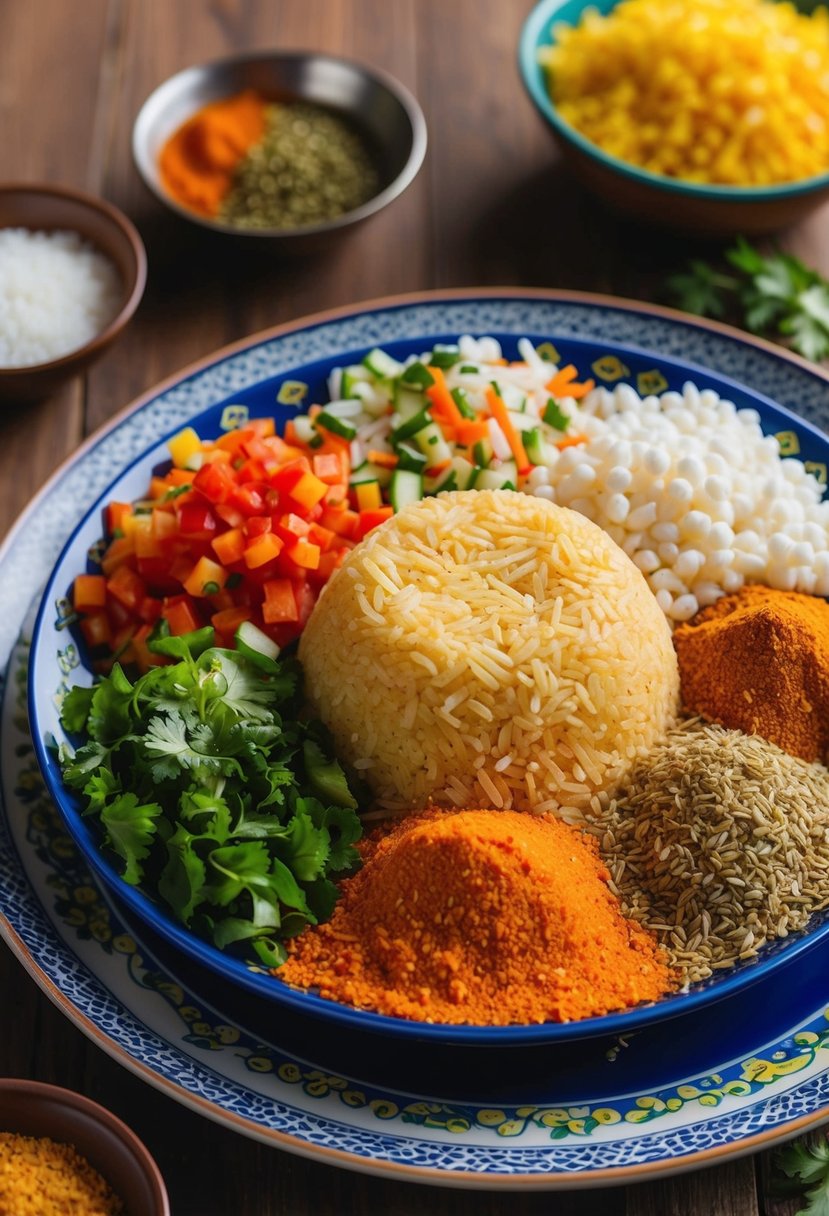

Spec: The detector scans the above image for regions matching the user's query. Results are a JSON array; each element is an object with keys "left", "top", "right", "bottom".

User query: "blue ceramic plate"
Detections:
[
  {"left": 5, "top": 290, "right": 829, "bottom": 1183},
  {"left": 24, "top": 291, "right": 829, "bottom": 1050}
]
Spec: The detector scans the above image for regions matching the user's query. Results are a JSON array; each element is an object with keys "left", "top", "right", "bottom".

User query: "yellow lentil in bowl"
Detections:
[{"left": 539, "top": 0, "right": 829, "bottom": 187}]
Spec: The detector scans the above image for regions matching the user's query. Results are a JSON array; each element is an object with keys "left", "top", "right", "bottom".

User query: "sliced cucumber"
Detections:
[
  {"left": 391, "top": 407, "right": 432, "bottom": 443},
  {"left": 524, "top": 427, "right": 560, "bottom": 468},
  {"left": 235, "top": 621, "right": 281, "bottom": 673},
  {"left": 476, "top": 464, "right": 517, "bottom": 491},
  {"left": 393, "top": 383, "right": 426, "bottom": 418},
  {"left": 394, "top": 442, "right": 429, "bottom": 473},
  {"left": 473, "top": 438, "right": 494, "bottom": 468},
  {"left": 399, "top": 361, "right": 435, "bottom": 389},
  {"left": 341, "top": 366, "right": 372, "bottom": 398},
  {"left": 350, "top": 464, "right": 392, "bottom": 489},
  {"left": 363, "top": 348, "right": 404, "bottom": 379},
  {"left": 414, "top": 422, "right": 453, "bottom": 466},
  {"left": 316, "top": 411, "right": 357, "bottom": 440},
  {"left": 429, "top": 345, "right": 460, "bottom": 369},
  {"left": 449, "top": 455, "right": 481, "bottom": 490},
  {"left": 389, "top": 469, "right": 424, "bottom": 511}
]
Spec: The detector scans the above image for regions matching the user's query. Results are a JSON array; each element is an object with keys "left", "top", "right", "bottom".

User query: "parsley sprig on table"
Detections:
[
  {"left": 668, "top": 238, "right": 829, "bottom": 362},
  {"left": 772, "top": 1137, "right": 829, "bottom": 1216},
  {"left": 58, "top": 623, "right": 363, "bottom": 967}
]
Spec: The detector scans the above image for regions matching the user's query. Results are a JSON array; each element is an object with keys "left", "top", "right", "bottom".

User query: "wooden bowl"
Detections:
[
  {"left": 0, "top": 1078, "right": 169, "bottom": 1215},
  {"left": 519, "top": 0, "right": 829, "bottom": 236},
  {"left": 0, "top": 183, "right": 147, "bottom": 402}
]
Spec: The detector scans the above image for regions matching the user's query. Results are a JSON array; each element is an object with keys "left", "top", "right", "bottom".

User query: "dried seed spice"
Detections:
[
  {"left": 592, "top": 719, "right": 829, "bottom": 983},
  {"left": 220, "top": 100, "right": 380, "bottom": 230},
  {"left": 159, "top": 92, "right": 379, "bottom": 229},
  {"left": 0, "top": 1132, "right": 124, "bottom": 1216}
]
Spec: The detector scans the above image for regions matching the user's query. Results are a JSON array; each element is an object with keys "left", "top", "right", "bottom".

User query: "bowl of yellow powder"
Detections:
[
  {"left": 519, "top": 0, "right": 829, "bottom": 234},
  {"left": 0, "top": 1079, "right": 169, "bottom": 1216}
]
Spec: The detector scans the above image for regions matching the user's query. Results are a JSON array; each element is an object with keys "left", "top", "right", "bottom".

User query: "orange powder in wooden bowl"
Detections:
[{"left": 278, "top": 808, "right": 673, "bottom": 1025}]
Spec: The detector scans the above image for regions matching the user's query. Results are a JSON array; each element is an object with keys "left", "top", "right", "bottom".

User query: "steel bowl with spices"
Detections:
[
  {"left": 0, "top": 1079, "right": 169, "bottom": 1216},
  {"left": 519, "top": 0, "right": 829, "bottom": 235},
  {"left": 132, "top": 50, "right": 427, "bottom": 253}
]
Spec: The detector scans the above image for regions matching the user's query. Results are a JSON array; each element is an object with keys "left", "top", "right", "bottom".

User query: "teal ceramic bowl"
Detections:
[{"left": 519, "top": 0, "right": 829, "bottom": 235}]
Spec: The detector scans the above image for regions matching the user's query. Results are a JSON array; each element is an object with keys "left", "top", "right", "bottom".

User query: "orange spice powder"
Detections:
[
  {"left": 278, "top": 808, "right": 674, "bottom": 1025},
  {"left": 158, "top": 89, "right": 266, "bottom": 217}
]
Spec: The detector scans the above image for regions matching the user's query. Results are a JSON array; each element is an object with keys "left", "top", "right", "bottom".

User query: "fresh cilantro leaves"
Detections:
[
  {"left": 667, "top": 237, "right": 829, "bottom": 362},
  {"left": 773, "top": 1136, "right": 829, "bottom": 1216},
  {"left": 58, "top": 624, "right": 363, "bottom": 964}
]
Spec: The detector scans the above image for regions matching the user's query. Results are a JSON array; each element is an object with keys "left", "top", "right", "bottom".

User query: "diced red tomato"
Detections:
[
  {"left": 106, "top": 565, "right": 147, "bottom": 613},
  {"left": 262, "top": 578, "right": 299, "bottom": 623},
  {"left": 73, "top": 411, "right": 371, "bottom": 667},
  {"left": 162, "top": 596, "right": 202, "bottom": 636},
  {"left": 79, "top": 611, "right": 111, "bottom": 649}
]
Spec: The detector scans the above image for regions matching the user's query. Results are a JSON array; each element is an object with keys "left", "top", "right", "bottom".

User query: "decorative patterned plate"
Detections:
[{"left": 4, "top": 290, "right": 829, "bottom": 1186}]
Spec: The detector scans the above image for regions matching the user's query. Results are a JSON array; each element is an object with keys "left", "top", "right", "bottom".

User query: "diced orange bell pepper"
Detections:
[
  {"left": 211, "top": 527, "right": 246, "bottom": 565},
  {"left": 162, "top": 596, "right": 202, "bottom": 636},
  {"left": 183, "top": 556, "right": 228, "bottom": 598},
  {"left": 244, "top": 532, "right": 285, "bottom": 569},
  {"left": 73, "top": 574, "right": 107, "bottom": 612}
]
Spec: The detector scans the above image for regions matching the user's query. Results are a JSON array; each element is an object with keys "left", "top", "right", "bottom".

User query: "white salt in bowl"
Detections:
[{"left": 0, "top": 183, "right": 147, "bottom": 402}]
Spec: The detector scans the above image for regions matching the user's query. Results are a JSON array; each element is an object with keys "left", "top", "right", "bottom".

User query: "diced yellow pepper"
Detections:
[
  {"left": 168, "top": 427, "right": 203, "bottom": 469},
  {"left": 355, "top": 480, "right": 382, "bottom": 511}
]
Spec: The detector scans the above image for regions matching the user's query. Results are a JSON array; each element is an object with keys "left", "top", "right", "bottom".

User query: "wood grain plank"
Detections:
[
  {"left": 626, "top": 1158, "right": 758, "bottom": 1216},
  {"left": 0, "top": 0, "right": 111, "bottom": 536}
]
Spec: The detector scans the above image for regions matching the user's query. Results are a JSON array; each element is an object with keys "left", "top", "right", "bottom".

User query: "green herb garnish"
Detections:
[
  {"left": 772, "top": 1136, "right": 829, "bottom": 1216},
  {"left": 58, "top": 624, "right": 362, "bottom": 967},
  {"left": 668, "top": 237, "right": 829, "bottom": 362}
]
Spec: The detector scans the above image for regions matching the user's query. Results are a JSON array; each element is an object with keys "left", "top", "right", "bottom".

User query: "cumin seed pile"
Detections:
[{"left": 591, "top": 718, "right": 829, "bottom": 984}]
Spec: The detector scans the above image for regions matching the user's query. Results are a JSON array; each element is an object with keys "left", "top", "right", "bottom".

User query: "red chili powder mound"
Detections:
[{"left": 278, "top": 808, "right": 674, "bottom": 1025}]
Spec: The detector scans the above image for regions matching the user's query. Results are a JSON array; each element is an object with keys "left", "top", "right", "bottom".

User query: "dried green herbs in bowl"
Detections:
[{"left": 132, "top": 51, "right": 427, "bottom": 252}]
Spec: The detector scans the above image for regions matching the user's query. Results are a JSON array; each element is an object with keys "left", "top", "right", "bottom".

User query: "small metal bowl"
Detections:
[
  {"left": 0, "top": 1078, "right": 169, "bottom": 1215},
  {"left": 0, "top": 183, "right": 147, "bottom": 403},
  {"left": 132, "top": 50, "right": 427, "bottom": 251}
]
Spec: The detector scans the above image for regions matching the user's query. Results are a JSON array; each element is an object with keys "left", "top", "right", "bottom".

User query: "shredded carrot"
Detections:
[
  {"left": 485, "top": 387, "right": 531, "bottom": 474},
  {"left": 556, "top": 433, "right": 589, "bottom": 450},
  {"left": 455, "top": 420, "right": 490, "bottom": 446},
  {"left": 426, "top": 367, "right": 465, "bottom": 428},
  {"left": 545, "top": 364, "right": 596, "bottom": 400},
  {"left": 367, "top": 449, "right": 399, "bottom": 469}
]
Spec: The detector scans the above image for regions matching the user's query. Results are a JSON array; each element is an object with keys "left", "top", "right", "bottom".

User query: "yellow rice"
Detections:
[
  {"left": 298, "top": 490, "right": 679, "bottom": 817},
  {"left": 541, "top": 0, "right": 829, "bottom": 186}
]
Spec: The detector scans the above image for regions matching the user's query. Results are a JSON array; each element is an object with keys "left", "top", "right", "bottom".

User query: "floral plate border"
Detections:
[{"left": 4, "top": 290, "right": 829, "bottom": 1187}]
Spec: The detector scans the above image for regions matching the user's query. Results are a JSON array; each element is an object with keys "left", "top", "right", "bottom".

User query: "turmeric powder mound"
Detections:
[
  {"left": 0, "top": 1132, "right": 123, "bottom": 1216},
  {"left": 159, "top": 89, "right": 266, "bottom": 217},
  {"left": 673, "top": 584, "right": 829, "bottom": 763},
  {"left": 278, "top": 808, "right": 674, "bottom": 1025}
]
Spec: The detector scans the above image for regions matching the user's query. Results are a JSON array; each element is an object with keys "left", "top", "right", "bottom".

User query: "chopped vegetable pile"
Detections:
[
  {"left": 58, "top": 623, "right": 362, "bottom": 966},
  {"left": 72, "top": 335, "right": 593, "bottom": 668}
]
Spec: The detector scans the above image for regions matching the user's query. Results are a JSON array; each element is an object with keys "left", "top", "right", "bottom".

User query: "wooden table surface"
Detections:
[{"left": 2, "top": 2, "right": 827, "bottom": 1211}]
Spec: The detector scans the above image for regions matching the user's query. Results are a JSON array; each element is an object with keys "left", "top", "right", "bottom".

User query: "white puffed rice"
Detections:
[{"left": 529, "top": 379, "right": 829, "bottom": 620}]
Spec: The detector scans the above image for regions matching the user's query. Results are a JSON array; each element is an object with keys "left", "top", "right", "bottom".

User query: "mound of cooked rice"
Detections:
[{"left": 299, "top": 490, "right": 679, "bottom": 816}]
